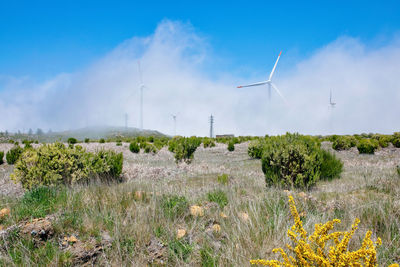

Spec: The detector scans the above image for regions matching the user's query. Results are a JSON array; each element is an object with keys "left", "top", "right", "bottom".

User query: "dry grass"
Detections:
[{"left": 0, "top": 141, "right": 399, "bottom": 265}]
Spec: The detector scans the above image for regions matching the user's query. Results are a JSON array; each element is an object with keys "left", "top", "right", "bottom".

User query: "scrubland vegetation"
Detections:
[{"left": 0, "top": 132, "right": 399, "bottom": 266}]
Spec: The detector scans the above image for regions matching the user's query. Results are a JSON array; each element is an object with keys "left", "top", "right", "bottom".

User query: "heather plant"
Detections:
[
  {"left": 11, "top": 142, "right": 123, "bottom": 189},
  {"left": 0, "top": 151, "right": 4, "bottom": 164},
  {"left": 250, "top": 195, "right": 383, "bottom": 266},
  {"left": 144, "top": 143, "right": 157, "bottom": 154},
  {"left": 129, "top": 142, "right": 140, "bottom": 153},
  {"left": 6, "top": 145, "right": 23, "bottom": 165},
  {"left": 332, "top": 136, "right": 356, "bottom": 151},
  {"left": 357, "top": 139, "right": 379, "bottom": 154}
]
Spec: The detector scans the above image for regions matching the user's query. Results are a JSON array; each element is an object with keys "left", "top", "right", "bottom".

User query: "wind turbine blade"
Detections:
[
  {"left": 270, "top": 83, "right": 288, "bottom": 105},
  {"left": 138, "top": 60, "right": 143, "bottom": 84},
  {"left": 268, "top": 51, "right": 282, "bottom": 81},
  {"left": 237, "top": 81, "right": 268, "bottom": 88}
]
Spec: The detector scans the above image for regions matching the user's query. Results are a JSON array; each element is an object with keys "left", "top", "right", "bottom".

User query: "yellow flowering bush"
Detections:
[{"left": 250, "top": 195, "right": 390, "bottom": 266}]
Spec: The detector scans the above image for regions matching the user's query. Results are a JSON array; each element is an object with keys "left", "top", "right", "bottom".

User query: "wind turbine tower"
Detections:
[
  {"left": 209, "top": 115, "right": 214, "bottom": 138},
  {"left": 137, "top": 61, "right": 146, "bottom": 130},
  {"left": 171, "top": 114, "right": 178, "bottom": 136},
  {"left": 237, "top": 51, "right": 287, "bottom": 104},
  {"left": 329, "top": 89, "right": 336, "bottom": 109},
  {"left": 124, "top": 113, "right": 128, "bottom": 129}
]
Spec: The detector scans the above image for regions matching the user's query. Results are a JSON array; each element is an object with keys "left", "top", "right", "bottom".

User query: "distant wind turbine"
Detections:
[
  {"left": 137, "top": 61, "right": 147, "bottom": 130},
  {"left": 329, "top": 89, "right": 336, "bottom": 108},
  {"left": 171, "top": 113, "right": 179, "bottom": 136},
  {"left": 237, "top": 51, "right": 287, "bottom": 104}
]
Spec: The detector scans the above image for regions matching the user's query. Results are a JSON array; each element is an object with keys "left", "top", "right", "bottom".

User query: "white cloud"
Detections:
[{"left": 0, "top": 20, "right": 399, "bottom": 136}]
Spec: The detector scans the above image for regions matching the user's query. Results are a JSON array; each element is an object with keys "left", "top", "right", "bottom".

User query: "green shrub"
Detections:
[
  {"left": 129, "top": 142, "right": 140, "bottom": 153},
  {"left": 392, "top": 138, "right": 400, "bottom": 148},
  {"left": 357, "top": 139, "right": 379, "bottom": 154},
  {"left": 99, "top": 138, "right": 105, "bottom": 143},
  {"left": 67, "top": 137, "right": 78, "bottom": 145},
  {"left": 116, "top": 140, "right": 122, "bottom": 146},
  {"left": 0, "top": 151, "right": 4, "bottom": 165},
  {"left": 22, "top": 140, "right": 33, "bottom": 148},
  {"left": 203, "top": 138, "right": 216, "bottom": 148},
  {"left": 147, "top": 136, "right": 154, "bottom": 143},
  {"left": 11, "top": 143, "right": 123, "bottom": 189},
  {"left": 227, "top": 141, "right": 235, "bottom": 152},
  {"left": 161, "top": 195, "right": 188, "bottom": 218},
  {"left": 207, "top": 190, "right": 228, "bottom": 208},
  {"left": 217, "top": 173, "right": 229, "bottom": 185},
  {"left": 144, "top": 144, "right": 157, "bottom": 154},
  {"left": 261, "top": 133, "right": 323, "bottom": 189},
  {"left": 172, "top": 137, "right": 201, "bottom": 164},
  {"left": 332, "top": 136, "right": 357, "bottom": 151},
  {"left": 320, "top": 150, "right": 343, "bottom": 181},
  {"left": 6, "top": 146, "right": 23, "bottom": 165},
  {"left": 84, "top": 138, "right": 90, "bottom": 143},
  {"left": 248, "top": 140, "right": 264, "bottom": 159}
]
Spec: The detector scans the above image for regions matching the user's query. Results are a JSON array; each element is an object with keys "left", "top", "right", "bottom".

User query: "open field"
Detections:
[{"left": 0, "top": 141, "right": 399, "bottom": 266}]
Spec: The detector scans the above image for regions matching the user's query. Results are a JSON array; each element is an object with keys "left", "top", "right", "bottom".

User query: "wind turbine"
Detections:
[
  {"left": 137, "top": 61, "right": 147, "bottom": 130},
  {"left": 237, "top": 51, "right": 287, "bottom": 104},
  {"left": 171, "top": 113, "right": 179, "bottom": 136},
  {"left": 329, "top": 89, "right": 336, "bottom": 108}
]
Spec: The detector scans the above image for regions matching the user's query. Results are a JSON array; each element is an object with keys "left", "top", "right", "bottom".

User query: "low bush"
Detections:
[
  {"left": 332, "top": 136, "right": 357, "bottom": 151},
  {"left": 0, "top": 151, "right": 4, "bottom": 164},
  {"left": 248, "top": 140, "right": 264, "bottom": 159},
  {"left": 357, "top": 139, "right": 379, "bottom": 154},
  {"left": 227, "top": 141, "right": 235, "bottom": 152},
  {"left": 171, "top": 137, "right": 201, "bottom": 164},
  {"left": 22, "top": 140, "right": 34, "bottom": 148},
  {"left": 67, "top": 137, "right": 78, "bottom": 145},
  {"left": 116, "top": 140, "right": 122, "bottom": 146},
  {"left": 207, "top": 190, "right": 228, "bottom": 208},
  {"left": 261, "top": 133, "right": 343, "bottom": 189},
  {"left": 320, "top": 150, "right": 343, "bottom": 181},
  {"left": 6, "top": 145, "right": 23, "bottom": 165},
  {"left": 99, "top": 138, "right": 105, "bottom": 143},
  {"left": 84, "top": 138, "right": 90, "bottom": 143},
  {"left": 203, "top": 138, "right": 216, "bottom": 148},
  {"left": 11, "top": 143, "right": 123, "bottom": 189},
  {"left": 129, "top": 142, "right": 140, "bottom": 153},
  {"left": 392, "top": 137, "right": 400, "bottom": 148},
  {"left": 161, "top": 195, "right": 188, "bottom": 219},
  {"left": 144, "top": 144, "right": 157, "bottom": 154}
]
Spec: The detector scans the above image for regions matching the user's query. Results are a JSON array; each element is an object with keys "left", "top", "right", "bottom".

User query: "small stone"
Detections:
[
  {"left": 298, "top": 192, "right": 307, "bottom": 199},
  {"left": 190, "top": 205, "right": 204, "bottom": 217},
  {"left": 67, "top": 235, "right": 78, "bottom": 243},
  {"left": 134, "top": 191, "right": 144, "bottom": 201},
  {"left": 220, "top": 212, "right": 228, "bottom": 218},
  {"left": 239, "top": 212, "right": 249, "bottom": 222},
  {"left": 0, "top": 208, "right": 10, "bottom": 218},
  {"left": 212, "top": 224, "right": 221, "bottom": 233},
  {"left": 176, "top": 229, "right": 186, "bottom": 239}
]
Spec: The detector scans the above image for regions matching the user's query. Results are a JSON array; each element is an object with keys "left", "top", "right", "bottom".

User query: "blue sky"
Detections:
[
  {"left": 1, "top": 1, "right": 400, "bottom": 135},
  {"left": 1, "top": 0, "right": 399, "bottom": 79}
]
